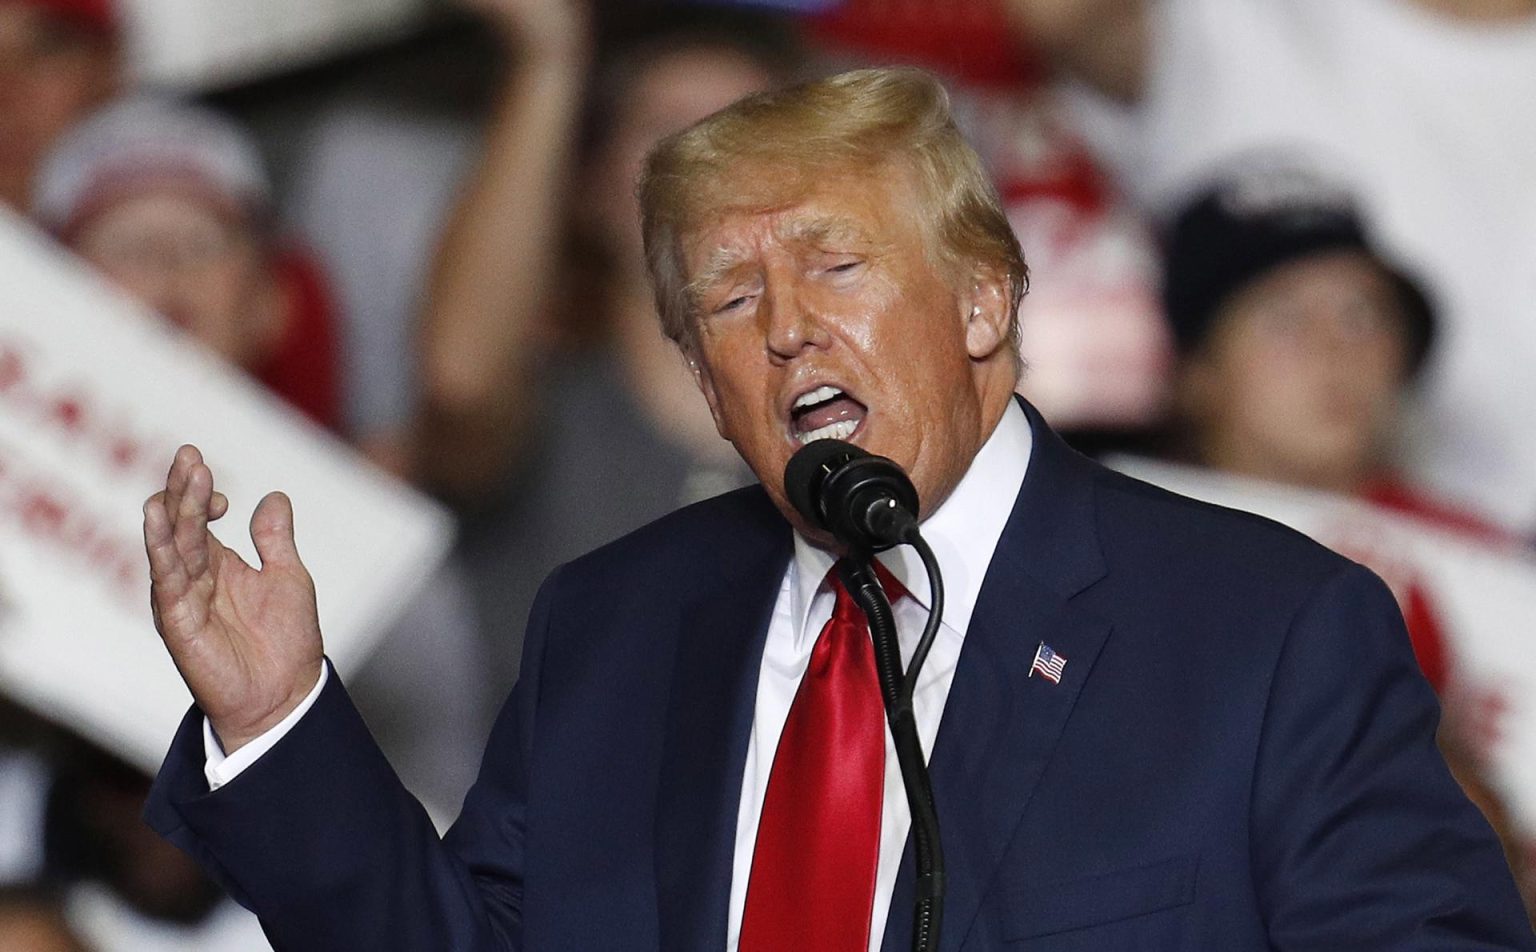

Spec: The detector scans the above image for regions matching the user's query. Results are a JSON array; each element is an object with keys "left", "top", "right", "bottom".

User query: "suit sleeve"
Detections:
[
  {"left": 142, "top": 563, "right": 563, "bottom": 951},
  {"left": 1250, "top": 562, "right": 1534, "bottom": 950}
]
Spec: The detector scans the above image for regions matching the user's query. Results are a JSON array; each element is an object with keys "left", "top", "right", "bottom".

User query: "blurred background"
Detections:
[{"left": 1, "top": 0, "right": 1533, "bottom": 946}]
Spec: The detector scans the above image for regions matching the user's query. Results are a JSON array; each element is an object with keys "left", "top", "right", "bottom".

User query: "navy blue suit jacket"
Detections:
[{"left": 147, "top": 401, "right": 1534, "bottom": 950}]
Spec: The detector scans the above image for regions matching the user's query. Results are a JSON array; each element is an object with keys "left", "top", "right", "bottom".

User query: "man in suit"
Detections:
[{"left": 141, "top": 67, "right": 1534, "bottom": 949}]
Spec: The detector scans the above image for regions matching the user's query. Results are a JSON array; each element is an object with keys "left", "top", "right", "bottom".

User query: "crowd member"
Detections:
[
  {"left": 0, "top": 0, "right": 118, "bottom": 214},
  {"left": 1162, "top": 167, "right": 1475, "bottom": 537},
  {"left": 31, "top": 95, "right": 340, "bottom": 427},
  {"left": 1159, "top": 163, "right": 1534, "bottom": 918},
  {"left": 1004, "top": 0, "right": 1536, "bottom": 536},
  {"left": 277, "top": 22, "right": 493, "bottom": 477},
  {"left": 415, "top": 1, "right": 806, "bottom": 688}
]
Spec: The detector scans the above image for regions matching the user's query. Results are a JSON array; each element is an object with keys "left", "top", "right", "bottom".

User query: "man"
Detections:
[
  {"left": 1162, "top": 166, "right": 1438, "bottom": 504},
  {"left": 141, "top": 68, "right": 1533, "bottom": 949},
  {"left": 31, "top": 94, "right": 340, "bottom": 428}
]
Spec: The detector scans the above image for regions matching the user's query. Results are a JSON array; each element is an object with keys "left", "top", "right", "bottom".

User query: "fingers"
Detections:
[
  {"left": 250, "top": 491, "right": 302, "bottom": 571},
  {"left": 162, "top": 444, "right": 200, "bottom": 521},
  {"left": 147, "top": 445, "right": 215, "bottom": 599},
  {"left": 210, "top": 491, "right": 230, "bottom": 521},
  {"left": 173, "top": 459, "right": 214, "bottom": 581},
  {"left": 143, "top": 491, "right": 188, "bottom": 597}
]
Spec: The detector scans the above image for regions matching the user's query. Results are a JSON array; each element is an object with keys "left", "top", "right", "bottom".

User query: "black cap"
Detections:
[{"left": 1162, "top": 167, "right": 1436, "bottom": 377}]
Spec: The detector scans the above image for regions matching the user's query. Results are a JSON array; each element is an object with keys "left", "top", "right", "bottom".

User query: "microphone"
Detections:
[
  {"left": 785, "top": 438, "right": 948, "bottom": 952},
  {"left": 784, "top": 439, "right": 920, "bottom": 551}
]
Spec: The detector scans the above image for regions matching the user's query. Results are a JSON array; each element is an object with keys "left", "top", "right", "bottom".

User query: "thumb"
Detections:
[{"left": 250, "top": 491, "right": 301, "bottom": 570}]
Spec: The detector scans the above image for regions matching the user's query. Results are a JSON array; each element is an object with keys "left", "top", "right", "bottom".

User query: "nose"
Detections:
[{"left": 762, "top": 278, "right": 829, "bottom": 362}]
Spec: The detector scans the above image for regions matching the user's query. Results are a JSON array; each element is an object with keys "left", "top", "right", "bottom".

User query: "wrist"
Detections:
[{"left": 209, "top": 661, "right": 324, "bottom": 755}]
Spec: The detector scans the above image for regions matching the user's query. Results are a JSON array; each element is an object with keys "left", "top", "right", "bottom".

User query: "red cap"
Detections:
[
  {"left": 807, "top": 0, "right": 1042, "bottom": 90},
  {"left": 16, "top": 0, "right": 117, "bottom": 34}
]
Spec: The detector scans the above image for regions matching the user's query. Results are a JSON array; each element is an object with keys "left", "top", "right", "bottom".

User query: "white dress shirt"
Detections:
[
  {"left": 206, "top": 402, "right": 1034, "bottom": 952},
  {"left": 727, "top": 402, "right": 1032, "bottom": 952}
]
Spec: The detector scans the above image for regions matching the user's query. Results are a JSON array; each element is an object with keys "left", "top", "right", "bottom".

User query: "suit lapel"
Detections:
[
  {"left": 655, "top": 502, "right": 792, "bottom": 952},
  {"left": 881, "top": 399, "right": 1114, "bottom": 952}
]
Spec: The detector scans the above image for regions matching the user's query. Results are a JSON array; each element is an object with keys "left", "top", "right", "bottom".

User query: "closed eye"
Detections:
[{"left": 714, "top": 294, "right": 753, "bottom": 315}]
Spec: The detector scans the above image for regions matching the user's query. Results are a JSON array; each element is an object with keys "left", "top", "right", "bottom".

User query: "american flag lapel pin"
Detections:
[{"left": 1029, "top": 642, "right": 1067, "bottom": 684}]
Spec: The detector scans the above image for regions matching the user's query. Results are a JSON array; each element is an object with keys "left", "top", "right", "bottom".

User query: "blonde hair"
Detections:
[{"left": 638, "top": 66, "right": 1028, "bottom": 348}]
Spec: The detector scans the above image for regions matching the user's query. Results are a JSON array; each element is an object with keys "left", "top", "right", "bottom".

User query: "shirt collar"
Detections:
[{"left": 789, "top": 399, "right": 1033, "bottom": 648}]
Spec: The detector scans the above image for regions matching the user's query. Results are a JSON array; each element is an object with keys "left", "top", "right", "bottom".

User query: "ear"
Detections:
[
  {"left": 684, "top": 346, "right": 730, "bottom": 438},
  {"left": 961, "top": 266, "right": 1013, "bottom": 361}
]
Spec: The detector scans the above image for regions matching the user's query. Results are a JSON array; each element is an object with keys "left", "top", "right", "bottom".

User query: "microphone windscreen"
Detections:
[{"left": 784, "top": 439, "right": 864, "bottom": 529}]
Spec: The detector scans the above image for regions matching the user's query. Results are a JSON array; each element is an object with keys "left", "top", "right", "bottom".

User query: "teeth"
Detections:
[
  {"left": 793, "top": 385, "right": 843, "bottom": 410},
  {"left": 797, "top": 419, "right": 858, "bottom": 445}
]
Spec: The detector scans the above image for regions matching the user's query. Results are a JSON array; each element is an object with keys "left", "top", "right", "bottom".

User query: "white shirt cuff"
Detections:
[{"left": 202, "top": 663, "right": 330, "bottom": 792}]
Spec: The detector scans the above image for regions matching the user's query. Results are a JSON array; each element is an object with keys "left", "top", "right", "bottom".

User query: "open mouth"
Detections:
[{"left": 790, "top": 385, "right": 868, "bottom": 445}]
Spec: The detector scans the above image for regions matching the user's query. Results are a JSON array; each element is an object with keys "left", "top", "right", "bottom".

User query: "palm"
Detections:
[{"left": 145, "top": 446, "right": 324, "bottom": 751}]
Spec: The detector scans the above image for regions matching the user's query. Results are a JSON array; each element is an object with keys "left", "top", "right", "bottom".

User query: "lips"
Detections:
[{"left": 790, "top": 384, "right": 867, "bottom": 444}]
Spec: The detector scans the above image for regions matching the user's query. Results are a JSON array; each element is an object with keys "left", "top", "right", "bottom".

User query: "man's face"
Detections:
[
  {"left": 1180, "top": 250, "right": 1412, "bottom": 491},
  {"left": 680, "top": 163, "right": 1015, "bottom": 544},
  {"left": 0, "top": 4, "right": 117, "bottom": 209},
  {"left": 72, "top": 188, "right": 284, "bottom": 370}
]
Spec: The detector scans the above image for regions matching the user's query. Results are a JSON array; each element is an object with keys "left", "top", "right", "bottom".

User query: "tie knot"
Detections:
[{"left": 829, "top": 559, "right": 910, "bottom": 615}]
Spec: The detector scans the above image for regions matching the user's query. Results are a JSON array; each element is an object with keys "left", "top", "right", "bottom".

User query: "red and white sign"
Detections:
[{"left": 0, "top": 210, "right": 452, "bottom": 771}]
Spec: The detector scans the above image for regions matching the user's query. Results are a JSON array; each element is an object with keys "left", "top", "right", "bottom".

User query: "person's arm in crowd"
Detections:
[
  {"left": 1002, "top": 0, "right": 1149, "bottom": 102},
  {"left": 415, "top": 0, "right": 589, "bottom": 501}
]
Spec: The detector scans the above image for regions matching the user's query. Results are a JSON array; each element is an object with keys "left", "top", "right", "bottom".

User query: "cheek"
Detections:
[
  {"left": 691, "top": 338, "right": 765, "bottom": 429},
  {"left": 1198, "top": 346, "right": 1301, "bottom": 432},
  {"left": 1353, "top": 341, "right": 1410, "bottom": 400},
  {"left": 92, "top": 259, "right": 159, "bottom": 302}
]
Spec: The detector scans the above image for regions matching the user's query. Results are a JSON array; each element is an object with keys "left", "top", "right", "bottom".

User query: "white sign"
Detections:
[
  {"left": 120, "top": 0, "right": 431, "bottom": 90},
  {"left": 0, "top": 210, "right": 453, "bottom": 771},
  {"left": 1112, "top": 456, "right": 1536, "bottom": 835}
]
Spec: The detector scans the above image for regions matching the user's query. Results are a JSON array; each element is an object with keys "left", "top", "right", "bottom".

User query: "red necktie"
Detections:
[{"left": 739, "top": 562, "right": 906, "bottom": 952}]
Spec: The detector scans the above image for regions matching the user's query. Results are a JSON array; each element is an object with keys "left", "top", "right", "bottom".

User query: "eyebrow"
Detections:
[{"left": 778, "top": 213, "right": 872, "bottom": 250}]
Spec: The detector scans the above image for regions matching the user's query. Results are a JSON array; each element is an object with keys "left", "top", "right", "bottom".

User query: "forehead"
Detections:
[
  {"left": 1229, "top": 250, "right": 1398, "bottom": 313},
  {"left": 78, "top": 186, "right": 246, "bottom": 234},
  {"left": 680, "top": 164, "right": 925, "bottom": 280}
]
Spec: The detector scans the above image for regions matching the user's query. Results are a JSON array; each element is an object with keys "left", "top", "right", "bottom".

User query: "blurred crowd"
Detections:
[{"left": 1, "top": 0, "right": 1534, "bottom": 947}]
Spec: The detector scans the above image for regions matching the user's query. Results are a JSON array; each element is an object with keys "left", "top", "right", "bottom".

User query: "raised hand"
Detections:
[{"left": 143, "top": 445, "right": 325, "bottom": 754}]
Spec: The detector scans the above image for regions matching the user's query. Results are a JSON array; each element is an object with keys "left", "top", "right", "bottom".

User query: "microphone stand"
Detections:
[{"left": 839, "top": 537, "right": 946, "bottom": 952}]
